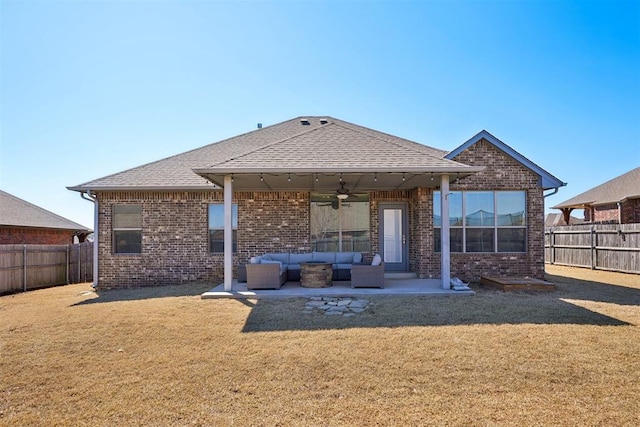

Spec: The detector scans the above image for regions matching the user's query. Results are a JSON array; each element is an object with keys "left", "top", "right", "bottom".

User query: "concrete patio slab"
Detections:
[{"left": 201, "top": 278, "right": 475, "bottom": 299}]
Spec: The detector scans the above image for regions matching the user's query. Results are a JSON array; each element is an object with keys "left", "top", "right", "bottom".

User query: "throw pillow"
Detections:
[{"left": 371, "top": 253, "right": 382, "bottom": 266}]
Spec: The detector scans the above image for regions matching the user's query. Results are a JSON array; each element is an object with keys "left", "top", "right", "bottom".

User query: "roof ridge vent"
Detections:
[
  {"left": 300, "top": 118, "right": 311, "bottom": 125},
  {"left": 319, "top": 118, "right": 329, "bottom": 125}
]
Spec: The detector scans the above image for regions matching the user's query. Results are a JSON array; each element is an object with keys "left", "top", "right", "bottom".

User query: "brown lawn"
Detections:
[{"left": 1, "top": 265, "right": 639, "bottom": 426}]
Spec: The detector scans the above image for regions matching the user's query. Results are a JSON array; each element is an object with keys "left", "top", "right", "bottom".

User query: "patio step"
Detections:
[{"left": 384, "top": 272, "right": 418, "bottom": 280}]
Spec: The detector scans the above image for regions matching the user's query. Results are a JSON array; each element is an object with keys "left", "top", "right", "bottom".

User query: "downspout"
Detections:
[
  {"left": 81, "top": 190, "right": 99, "bottom": 288},
  {"left": 617, "top": 202, "right": 622, "bottom": 224},
  {"left": 543, "top": 188, "right": 563, "bottom": 222}
]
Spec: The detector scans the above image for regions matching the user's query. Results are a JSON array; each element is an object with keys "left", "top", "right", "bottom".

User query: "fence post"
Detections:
[
  {"left": 66, "top": 245, "right": 70, "bottom": 284},
  {"left": 590, "top": 225, "right": 596, "bottom": 270},
  {"left": 78, "top": 244, "right": 81, "bottom": 284},
  {"left": 550, "top": 229, "right": 555, "bottom": 264},
  {"left": 23, "top": 245, "right": 27, "bottom": 292}
]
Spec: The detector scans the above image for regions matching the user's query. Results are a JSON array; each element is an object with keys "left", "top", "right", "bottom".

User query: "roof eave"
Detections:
[
  {"left": 0, "top": 223, "right": 92, "bottom": 233},
  {"left": 67, "top": 185, "right": 219, "bottom": 192},
  {"left": 192, "top": 166, "right": 485, "bottom": 175},
  {"left": 554, "top": 194, "right": 640, "bottom": 210}
]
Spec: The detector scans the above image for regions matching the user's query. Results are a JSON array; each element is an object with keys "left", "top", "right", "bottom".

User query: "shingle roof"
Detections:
[
  {"left": 552, "top": 167, "right": 640, "bottom": 209},
  {"left": 202, "top": 119, "right": 459, "bottom": 171},
  {"left": 0, "top": 190, "right": 91, "bottom": 231},
  {"left": 544, "top": 213, "right": 585, "bottom": 226},
  {"left": 68, "top": 116, "right": 473, "bottom": 191}
]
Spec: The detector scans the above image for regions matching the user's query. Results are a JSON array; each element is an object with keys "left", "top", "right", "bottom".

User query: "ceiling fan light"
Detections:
[{"left": 337, "top": 193, "right": 349, "bottom": 200}]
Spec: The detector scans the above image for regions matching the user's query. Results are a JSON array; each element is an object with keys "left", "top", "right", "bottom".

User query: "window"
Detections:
[
  {"left": 434, "top": 191, "right": 526, "bottom": 253},
  {"left": 113, "top": 205, "right": 142, "bottom": 254},
  {"left": 310, "top": 193, "right": 370, "bottom": 252},
  {"left": 209, "top": 204, "right": 238, "bottom": 253}
]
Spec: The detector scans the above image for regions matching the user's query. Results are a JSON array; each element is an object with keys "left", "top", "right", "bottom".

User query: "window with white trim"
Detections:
[{"left": 434, "top": 191, "right": 526, "bottom": 253}]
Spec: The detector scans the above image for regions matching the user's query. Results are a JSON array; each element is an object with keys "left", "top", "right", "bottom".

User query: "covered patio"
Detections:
[
  {"left": 201, "top": 276, "right": 475, "bottom": 299},
  {"left": 193, "top": 119, "right": 484, "bottom": 293}
]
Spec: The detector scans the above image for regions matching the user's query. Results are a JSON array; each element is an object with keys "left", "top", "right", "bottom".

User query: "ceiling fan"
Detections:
[{"left": 336, "top": 181, "right": 352, "bottom": 200}]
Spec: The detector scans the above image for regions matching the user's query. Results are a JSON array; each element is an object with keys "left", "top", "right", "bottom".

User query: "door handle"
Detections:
[{"left": 402, "top": 235, "right": 406, "bottom": 245}]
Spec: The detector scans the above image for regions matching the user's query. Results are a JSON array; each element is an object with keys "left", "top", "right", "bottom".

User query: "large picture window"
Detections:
[
  {"left": 434, "top": 191, "right": 526, "bottom": 253},
  {"left": 113, "top": 205, "right": 142, "bottom": 254},
  {"left": 310, "top": 193, "right": 370, "bottom": 252},
  {"left": 209, "top": 204, "right": 238, "bottom": 253}
]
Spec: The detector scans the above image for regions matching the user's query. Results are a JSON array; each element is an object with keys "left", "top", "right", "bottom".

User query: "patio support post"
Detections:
[
  {"left": 440, "top": 174, "right": 451, "bottom": 289},
  {"left": 223, "top": 174, "right": 233, "bottom": 291}
]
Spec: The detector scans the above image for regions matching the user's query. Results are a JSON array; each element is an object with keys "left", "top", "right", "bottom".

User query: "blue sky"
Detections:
[{"left": 1, "top": 0, "right": 639, "bottom": 229}]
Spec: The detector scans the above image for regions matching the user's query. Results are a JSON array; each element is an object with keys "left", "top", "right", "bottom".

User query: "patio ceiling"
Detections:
[{"left": 193, "top": 168, "right": 484, "bottom": 192}]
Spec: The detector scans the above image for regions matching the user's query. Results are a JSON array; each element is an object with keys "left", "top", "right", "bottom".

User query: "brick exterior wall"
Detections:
[
  {"left": 0, "top": 226, "right": 77, "bottom": 245},
  {"left": 94, "top": 139, "right": 549, "bottom": 287},
  {"left": 239, "top": 192, "right": 311, "bottom": 257},
  {"left": 584, "top": 200, "right": 640, "bottom": 224},
  {"left": 95, "top": 191, "right": 312, "bottom": 288},
  {"left": 438, "top": 138, "right": 547, "bottom": 281},
  {"left": 626, "top": 199, "right": 640, "bottom": 223}
]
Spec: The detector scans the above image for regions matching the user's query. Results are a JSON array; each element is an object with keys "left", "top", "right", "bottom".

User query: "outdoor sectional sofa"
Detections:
[{"left": 245, "top": 251, "right": 364, "bottom": 290}]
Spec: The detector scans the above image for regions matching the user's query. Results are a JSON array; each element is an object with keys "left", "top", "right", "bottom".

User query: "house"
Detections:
[
  {"left": 0, "top": 190, "right": 92, "bottom": 244},
  {"left": 552, "top": 167, "right": 640, "bottom": 225},
  {"left": 68, "top": 116, "right": 565, "bottom": 290}
]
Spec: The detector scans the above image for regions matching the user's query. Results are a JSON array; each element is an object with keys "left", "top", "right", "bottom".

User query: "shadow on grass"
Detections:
[
  {"left": 242, "top": 278, "right": 636, "bottom": 332},
  {"left": 546, "top": 273, "right": 640, "bottom": 306},
  {"left": 72, "top": 283, "right": 213, "bottom": 306}
]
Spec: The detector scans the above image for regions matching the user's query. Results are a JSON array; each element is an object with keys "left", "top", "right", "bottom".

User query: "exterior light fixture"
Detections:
[
  {"left": 288, "top": 173, "right": 291, "bottom": 182},
  {"left": 337, "top": 193, "right": 348, "bottom": 200}
]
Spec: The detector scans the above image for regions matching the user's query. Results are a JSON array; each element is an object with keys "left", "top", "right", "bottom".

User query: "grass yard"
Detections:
[{"left": 1, "top": 265, "right": 639, "bottom": 426}]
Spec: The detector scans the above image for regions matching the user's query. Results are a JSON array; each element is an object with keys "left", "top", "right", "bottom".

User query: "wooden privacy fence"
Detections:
[
  {"left": 545, "top": 224, "right": 640, "bottom": 274},
  {"left": 0, "top": 242, "right": 93, "bottom": 294}
]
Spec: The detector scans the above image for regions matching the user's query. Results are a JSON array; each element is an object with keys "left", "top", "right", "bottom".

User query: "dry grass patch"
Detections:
[{"left": 1, "top": 266, "right": 639, "bottom": 426}]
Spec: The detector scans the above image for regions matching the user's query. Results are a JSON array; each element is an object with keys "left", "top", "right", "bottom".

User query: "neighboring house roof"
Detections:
[
  {"left": 552, "top": 167, "right": 640, "bottom": 209},
  {"left": 445, "top": 130, "right": 566, "bottom": 190},
  {"left": 0, "top": 190, "right": 91, "bottom": 232},
  {"left": 545, "top": 213, "right": 585, "bottom": 227},
  {"left": 68, "top": 116, "right": 479, "bottom": 192}
]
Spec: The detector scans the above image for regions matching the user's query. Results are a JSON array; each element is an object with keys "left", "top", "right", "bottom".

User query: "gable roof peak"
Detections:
[{"left": 445, "top": 130, "right": 566, "bottom": 190}]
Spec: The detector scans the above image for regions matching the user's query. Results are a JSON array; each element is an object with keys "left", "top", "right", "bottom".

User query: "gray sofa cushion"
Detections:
[
  {"left": 264, "top": 253, "right": 290, "bottom": 264},
  {"left": 312, "top": 251, "right": 336, "bottom": 263},
  {"left": 251, "top": 251, "right": 362, "bottom": 281},
  {"left": 336, "top": 252, "right": 361, "bottom": 263},
  {"left": 290, "top": 253, "right": 313, "bottom": 264}
]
